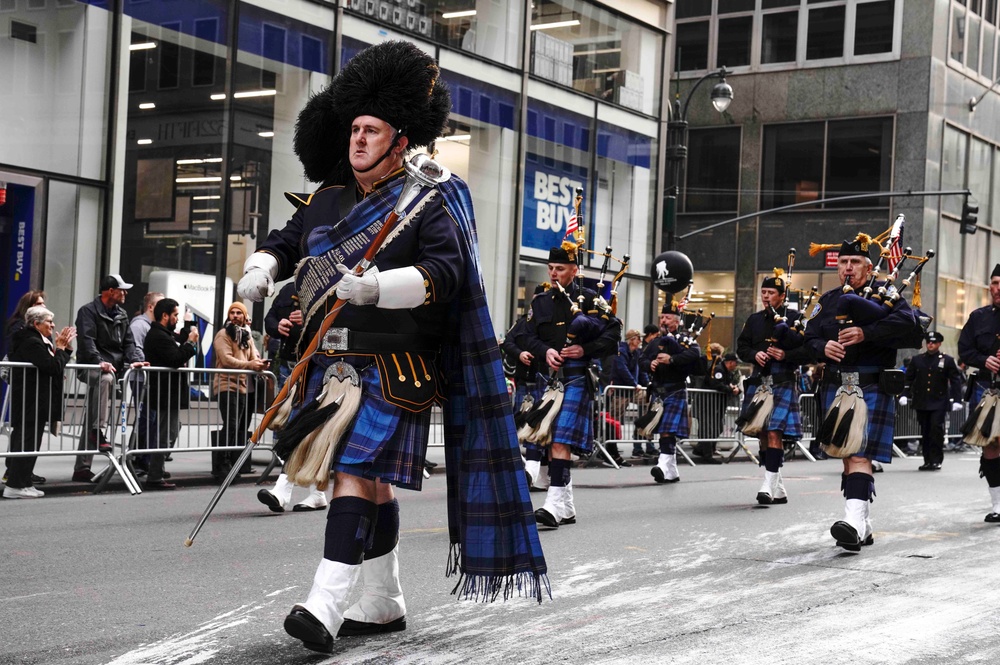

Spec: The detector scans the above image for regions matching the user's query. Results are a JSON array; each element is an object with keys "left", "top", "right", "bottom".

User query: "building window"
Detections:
[
  {"left": 952, "top": 4, "right": 967, "bottom": 63},
  {"left": 761, "top": 11, "right": 797, "bottom": 64},
  {"left": 855, "top": 1, "right": 895, "bottom": 55},
  {"left": 717, "top": 16, "right": 752, "bottom": 68},
  {"left": 761, "top": 117, "right": 893, "bottom": 210},
  {"left": 676, "top": 20, "right": 709, "bottom": 71},
  {"left": 684, "top": 127, "right": 741, "bottom": 213},
  {"left": 806, "top": 6, "right": 845, "bottom": 61}
]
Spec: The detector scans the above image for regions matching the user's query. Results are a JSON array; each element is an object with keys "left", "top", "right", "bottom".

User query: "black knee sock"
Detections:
[
  {"left": 843, "top": 472, "right": 874, "bottom": 502},
  {"left": 324, "top": 496, "right": 378, "bottom": 565},
  {"left": 659, "top": 436, "right": 676, "bottom": 455},
  {"left": 764, "top": 448, "right": 784, "bottom": 473},
  {"left": 365, "top": 499, "right": 400, "bottom": 560},
  {"left": 979, "top": 455, "right": 1000, "bottom": 487},
  {"left": 524, "top": 447, "right": 543, "bottom": 462},
  {"left": 548, "top": 459, "right": 571, "bottom": 487}
]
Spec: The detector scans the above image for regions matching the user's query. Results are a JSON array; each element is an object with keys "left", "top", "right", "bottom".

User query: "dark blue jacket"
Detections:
[{"left": 902, "top": 350, "right": 963, "bottom": 411}]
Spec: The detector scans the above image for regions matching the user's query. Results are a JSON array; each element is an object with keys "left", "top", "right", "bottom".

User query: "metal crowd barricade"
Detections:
[
  {"left": 0, "top": 361, "right": 139, "bottom": 494},
  {"left": 687, "top": 387, "right": 759, "bottom": 464},
  {"left": 117, "top": 366, "right": 279, "bottom": 492},
  {"left": 893, "top": 400, "right": 969, "bottom": 454}
]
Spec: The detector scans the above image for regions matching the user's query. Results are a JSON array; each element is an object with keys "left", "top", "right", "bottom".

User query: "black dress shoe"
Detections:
[
  {"left": 756, "top": 491, "right": 773, "bottom": 505},
  {"left": 929, "top": 464, "right": 942, "bottom": 471},
  {"left": 31, "top": 474, "right": 45, "bottom": 485},
  {"left": 831, "top": 521, "right": 862, "bottom": 551},
  {"left": 534, "top": 507, "right": 559, "bottom": 528},
  {"left": 257, "top": 489, "right": 285, "bottom": 513},
  {"left": 338, "top": 615, "right": 406, "bottom": 637},
  {"left": 284, "top": 606, "right": 333, "bottom": 654},
  {"left": 145, "top": 479, "right": 176, "bottom": 490},
  {"left": 985, "top": 512, "right": 1000, "bottom": 523},
  {"left": 72, "top": 469, "right": 95, "bottom": 483},
  {"left": 918, "top": 463, "right": 931, "bottom": 471},
  {"left": 695, "top": 456, "right": 723, "bottom": 465},
  {"left": 611, "top": 456, "right": 632, "bottom": 467},
  {"left": 651, "top": 466, "right": 667, "bottom": 484}
]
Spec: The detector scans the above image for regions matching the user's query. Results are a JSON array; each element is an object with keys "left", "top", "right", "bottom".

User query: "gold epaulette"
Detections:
[{"left": 284, "top": 191, "right": 313, "bottom": 208}]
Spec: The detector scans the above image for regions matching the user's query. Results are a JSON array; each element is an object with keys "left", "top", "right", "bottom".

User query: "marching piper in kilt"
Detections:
[
  {"left": 640, "top": 301, "right": 702, "bottom": 484},
  {"left": 803, "top": 237, "right": 919, "bottom": 551},
  {"left": 515, "top": 243, "right": 621, "bottom": 529},
  {"left": 736, "top": 269, "right": 810, "bottom": 505},
  {"left": 958, "top": 263, "right": 1000, "bottom": 522},
  {"left": 236, "top": 41, "right": 547, "bottom": 654}
]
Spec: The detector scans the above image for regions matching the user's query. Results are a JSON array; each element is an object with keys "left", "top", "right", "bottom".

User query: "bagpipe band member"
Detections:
[
  {"left": 803, "top": 236, "right": 920, "bottom": 551},
  {"left": 639, "top": 301, "right": 702, "bottom": 484},
  {"left": 900, "top": 330, "right": 963, "bottom": 471},
  {"left": 736, "top": 269, "right": 810, "bottom": 506},
  {"left": 502, "top": 286, "right": 549, "bottom": 491},
  {"left": 514, "top": 242, "right": 622, "bottom": 529},
  {"left": 958, "top": 263, "right": 1000, "bottom": 522},
  {"left": 236, "top": 41, "right": 547, "bottom": 654}
]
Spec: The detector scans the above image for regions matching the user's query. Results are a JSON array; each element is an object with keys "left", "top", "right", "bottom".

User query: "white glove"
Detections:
[
  {"left": 335, "top": 264, "right": 380, "bottom": 306},
  {"left": 237, "top": 253, "right": 278, "bottom": 301},
  {"left": 952, "top": 401, "right": 964, "bottom": 411},
  {"left": 898, "top": 396, "right": 908, "bottom": 406},
  {"left": 335, "top": 265, "right": 427, "bottom": 309}
]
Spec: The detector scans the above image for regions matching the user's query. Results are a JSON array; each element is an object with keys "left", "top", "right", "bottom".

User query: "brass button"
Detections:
[
  {"left": 414, "top": 380, "right": 422, "bottom": 388},
  {"left": 399, "top": 375, "right": 406, "bottom": 382}
]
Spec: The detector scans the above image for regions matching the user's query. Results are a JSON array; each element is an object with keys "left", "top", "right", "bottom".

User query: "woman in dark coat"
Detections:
[{"left": 4, "top": 306, "right": 75, "bottom": 498}]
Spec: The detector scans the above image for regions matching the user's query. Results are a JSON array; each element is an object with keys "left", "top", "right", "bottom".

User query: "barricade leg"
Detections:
[{"left": 75, "top": 371, "right": 113, "bottom": 473}]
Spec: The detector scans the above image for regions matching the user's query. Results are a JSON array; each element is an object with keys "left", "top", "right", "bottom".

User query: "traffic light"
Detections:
[{"left": 961, "top": 195, "right": 979, "bottom": 234}]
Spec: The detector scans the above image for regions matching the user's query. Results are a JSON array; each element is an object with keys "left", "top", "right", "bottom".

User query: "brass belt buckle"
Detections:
[{"left": 321, "top": 327, "right": 350, "bottom": 352}]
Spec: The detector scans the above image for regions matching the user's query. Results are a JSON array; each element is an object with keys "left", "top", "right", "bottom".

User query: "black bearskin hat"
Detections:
[{"left": 293, "top": 40, "right": 451, "bottom": 184}]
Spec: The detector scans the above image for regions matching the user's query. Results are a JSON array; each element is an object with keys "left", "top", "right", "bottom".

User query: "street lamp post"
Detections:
[{"left": 663, "top": 66, "right": 733, "bottom": 250}]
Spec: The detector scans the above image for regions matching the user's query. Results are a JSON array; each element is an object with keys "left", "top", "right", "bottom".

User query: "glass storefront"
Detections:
[{"left": 1, "top": 0, "right": 666, "bottom": 342}]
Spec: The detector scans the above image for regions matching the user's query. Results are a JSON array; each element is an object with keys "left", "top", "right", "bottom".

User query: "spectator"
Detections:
[
  {"left": 142, "top": 298, "right": 199, "bottom": 490},
  {"left": 700, "top": 348, "right": 743, "bottom": 463},
  {"left": 4, "top": 306, "right": 74, "bottom": 498},
  {"left": 263, "top": 282, "right": 302, "bottom": 390},
  {"left": 212, "top": 301, "right": 266, "bottom": 481},
  {"left": 73, "top": 274, "right": 146, "bottom": 483},
  {"left": 4, "top": 290, "right": 46, "bottom": 350},
  {"left": 127, "top": 291, "right": 163, "bottom": 473},
  {"left": 609, "top": 328, "right": 644, "bottom": 465}
]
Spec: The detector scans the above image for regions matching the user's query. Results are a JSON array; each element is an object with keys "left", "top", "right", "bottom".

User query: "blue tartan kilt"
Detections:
[
  {"left": 296, "top": 355, "right": 431, "bottom": 491},
  {"left": 550, "top": 375, "right": 593, "bottom": 456},
  {"left": 820, "top": 382, "right": 895, "bottom": 464},
  {"left": 767, "top": 382, "right": 802, "bottom": 438},
  {"left": 657, "top": 388, "right": 690, "bottom": 439}
]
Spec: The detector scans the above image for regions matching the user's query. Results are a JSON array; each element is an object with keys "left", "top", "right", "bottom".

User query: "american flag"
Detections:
[
  {"left": 887, "top": 214, "right": 905, "bottom": 272},
  {"left": 564, "top": 212, "right": 578, "bottom": 238}
]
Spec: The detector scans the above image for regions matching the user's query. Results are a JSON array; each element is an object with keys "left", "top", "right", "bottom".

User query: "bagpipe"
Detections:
[
  {"left": 517, "top": 188, "right": 629, "bottom": 446},
  {"left": 771, "top": 248, "right": 820, "bottom": 343},
  {"left": 808, "top": 216, "right": 935, "bottom": 458}
]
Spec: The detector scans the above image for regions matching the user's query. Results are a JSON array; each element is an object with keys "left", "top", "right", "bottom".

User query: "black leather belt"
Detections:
[
  {"left": 320, "top": 327, "right": 439, "bottom": 354},
  {"left": 823, "top": 368, "right": 880, "bottom": 386},
  {"left": 770, "top": 371, "right": 796, "bottom": 385}
]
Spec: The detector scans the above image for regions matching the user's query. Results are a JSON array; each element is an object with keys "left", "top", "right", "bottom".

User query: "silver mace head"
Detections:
[{"left": 394, "top": 153, "right": 452, "bottom": 216}]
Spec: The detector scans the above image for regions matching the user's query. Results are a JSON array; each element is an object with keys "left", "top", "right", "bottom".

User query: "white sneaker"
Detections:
[
  {"left": 24, "top": 486, "right": 44, "bottom": 497},
  {"left": 3, "top": 486, "right": 40, "bottom": 499}
]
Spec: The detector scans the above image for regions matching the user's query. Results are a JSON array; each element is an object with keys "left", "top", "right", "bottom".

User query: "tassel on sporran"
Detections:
[
  {"left": 513, "top": 393, "right": 535, "bottom": 430},
  {"left": 740, "top": 386, "right": 774, "bottom": 437},
  {"left": 635, "top": 396, "right": 664, "bottom": 440},
  {"left": 285, "top": 362, "right": 362, "bottom": 490},
  {"left": 267, "top": 379, "right": 299, "bottom": 432},
  {"left": 963, "top": 391, "right": 1000, "bottom": 447},
  {"left": 523, "top": 379, "right": 564, "bottom": 447},
  {"left": 820, "top": 387, "right": 867, "bottom": 458}
]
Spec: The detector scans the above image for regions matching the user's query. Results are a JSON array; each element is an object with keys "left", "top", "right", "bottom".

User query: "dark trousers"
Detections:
[
  {"left": 7, "top": 422, "right": 44, "bottom": 489},
  {"left": 916, "top": 408, "right": 946, "bottom": 466},
  {"left": 214, "top": 391, "right": 250, "bottom": 477}
]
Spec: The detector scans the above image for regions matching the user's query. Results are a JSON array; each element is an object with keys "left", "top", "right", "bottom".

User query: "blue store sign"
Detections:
[{"left": 521, "top": 155, "right": 588, "bottom": 253}]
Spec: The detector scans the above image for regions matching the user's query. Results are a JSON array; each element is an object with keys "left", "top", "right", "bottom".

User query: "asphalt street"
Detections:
[{"left": 2, "top": 449, "right": 998, "bottom": 665}]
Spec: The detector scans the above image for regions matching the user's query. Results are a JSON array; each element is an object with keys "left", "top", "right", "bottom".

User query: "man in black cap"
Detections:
[
  {"left": 900, "top": 331, "right": 963, "bottom": 470},
  {"left": 701, "top": 349, "right": 742, "bottom": 461},
  {"left": 72, "top": 274, "right": 146, "bottom": 482},
  {"left": 515, "top": 242, "right": 621, "bottom": 527},
  {"left": 737, "top": 269, "right": 810, "bottom": 504},
  {"left": 958, "top": 263, "right": 1000, "bottom": 521},
  {"left": 804, "top": 236, "right": 920, "bottom": 550},
  {"left": 237, "top": 41, "right": 547, "bottom": 653},
  {"left": 640, "top": 300, "right": 702, "bottom": 483}
]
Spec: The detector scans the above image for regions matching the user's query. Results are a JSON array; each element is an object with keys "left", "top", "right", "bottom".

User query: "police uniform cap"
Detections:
[
  {"left": 925, "top": 331, "right": 943, "bottom": 343},
  {"left": 723, "top": 353, "right": 738, "bottom": 362}
]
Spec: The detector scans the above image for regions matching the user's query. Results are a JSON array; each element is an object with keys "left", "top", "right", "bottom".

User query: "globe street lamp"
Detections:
[{"left": 664, "top": 66, "right": 733, "bottom": 250}]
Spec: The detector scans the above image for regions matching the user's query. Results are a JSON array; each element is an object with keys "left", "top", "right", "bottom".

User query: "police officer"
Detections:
[
  {"left": 640, "top": 301, "right": 701, "bottom": 483},
  {"left": 958, "top": 263, "right": 1000, "bottom": 522},
  {"left": 737, "top": 270, "right": 810, "bottom": 504},
  {"left": 900, "top": 331, "right": 963, "bottom": 470},
  {"left": 803, "top": 237, "right": 920, "bottom": 550},
  {"left": 516, "top": 243, "right": 621, "bottom": 528}
]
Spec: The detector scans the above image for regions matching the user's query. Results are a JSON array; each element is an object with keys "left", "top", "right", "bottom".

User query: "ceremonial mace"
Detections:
[{"left": 185, "top": 153, "right": 451, "bottom": 547}]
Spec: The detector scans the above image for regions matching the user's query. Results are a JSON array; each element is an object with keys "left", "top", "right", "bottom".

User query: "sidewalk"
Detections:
[{"left": 3, "top": 444, "right": 452, "bottom": 497}]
